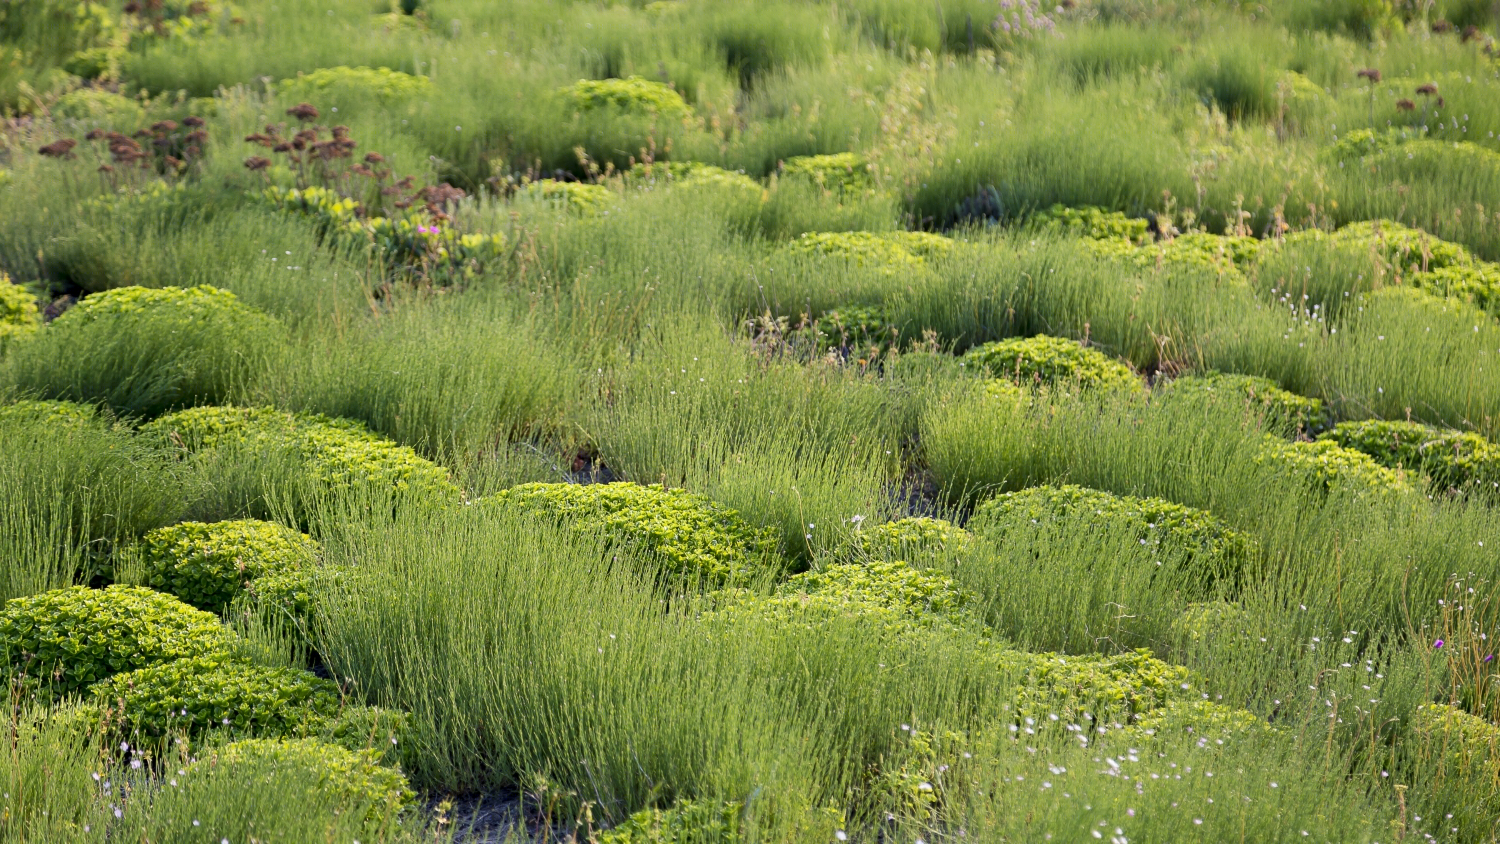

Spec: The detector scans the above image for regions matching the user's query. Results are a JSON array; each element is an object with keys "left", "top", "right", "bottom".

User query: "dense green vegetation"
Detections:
[{"left": 3, "top": 0, "right": 1500, "bottom": 840}]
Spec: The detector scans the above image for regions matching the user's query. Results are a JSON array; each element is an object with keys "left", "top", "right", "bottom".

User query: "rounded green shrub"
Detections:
[
  {"left": 0, "top": 274, "right": 40, "bottom": 348},
  {"left": 988, "top": 646, "right": 1194, "bottom": 725},
  {"left": 1254, "top": 436, "right": 1416, "bottom": 498},
  {"left": 0, "top": 585, "right": 229, "bottom": 696},
  {"left": 848, "top": 517, "right": 972, "bottom": 564},
  {"left": 561, "top": 76, "right": 692, "bottom": 119},
  {"left": 1033, "top": 204, "right": 1149, "bottom": 243},
  {"left": 91, "top": 654, "right": 339, "bottom": 741},
  {"left": 601, "top": 799, "right": 744, "bottom": 844},
  {"left": 485, "top": 482, "right": 777, "bottom": 583},
  {"left": 142, "top": 405, "right": 459, "bottom": 506},
  {"left": 1407, "top": 703, "right": 1500, "bottom": 840},
  {"left": 970, "top": 485, "right": 1254, "bottom": 584},
  {"left": 6, "top": 286, "right": 283, "bottom": 418},
  {"left": 798, "top": 305, "right": 901, "bottom": 359},
  {"left": 522, "top": 179, "right": 616, "bottom": 215},
  {"left": 135, "top": 520, "right": 320, "bottom": 613},
  {"left": 785, "top": 231, "right": 924, "bottom": 272},
  {"left": 780, "top": 152, "right": 874, "bottom": 194},
  {"left": 0, "top": 399, "right": 99, "bottom": 428},
  {"left": 777, "top": 560, "right": 977, "bottom": 629},
  {"left": 1318, "top": 419, "right": 1500, "bottom": 492},
  {"left": 52, "top": 88, "right": 144, "bottom": 126},
  {"left": 1323, "top": 219, "right": 1473, "bottom": 274},
  {"left": 1412, "top": 262, "right": 1500, "bottom": 315},
  {"left": 206, "top": 738, "right": 415, "bottom": 824},
  {"left": 1160, "top": 371, "right": 1328, "bottom": 434},
  {"left": 277, "top": 65, "right": 429, "bottom": 100},
  {"left": 963, "top": 335, "right": 1140, "bottom": 391}
]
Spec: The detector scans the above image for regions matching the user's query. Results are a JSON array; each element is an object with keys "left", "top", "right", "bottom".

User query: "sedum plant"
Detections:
[
  {"left": 134, "top": 519, "right": 320, "bottom": 613},
  {"left": 963, "top": 335, "right": 1140, "bottom": 391},
  {"left": 1319, "top": 419, "right": 1500, "bottom": 493}
]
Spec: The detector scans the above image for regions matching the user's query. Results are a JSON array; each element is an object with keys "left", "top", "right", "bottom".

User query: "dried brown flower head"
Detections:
[
  {"left": 243, "top": 156, "right": 271, "bottom": 171},
  {"left": 286, "top": 103, "right": 320, "bottom": 122},
  {"left": 1396, "top": 98, "right": 1416, "bottom": 111},
  {"left": 39, "top": 138, "right": 78, "bottom": 158},
  {"left": 1416, "top": 82, "right": 1438, "bottom": 96},
  {"left": 1357, "top": 68, "right": 1382, "bottom": 83},
  {"left": 183, "top": 116, "right": 205, "bottom": 128}
]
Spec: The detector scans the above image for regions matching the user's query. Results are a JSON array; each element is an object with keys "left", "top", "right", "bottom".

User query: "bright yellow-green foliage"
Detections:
[
  {"left": 991, "top": 646, "right": 1193, "bottom": 724},
  {"left": 136, "top": 520, "right": 320, "bottom": 613},
  {"left": 1319, "top": 419, "right": 1500, "bottom": 492},
  {"left": 522, "top": 179, "right": 616, "bottom": 215},
  {"left": 1255, "top": 436, "right": 1416, "bottom": 498},
  {"left": 46, "top": 286, "right": 281, "bottom": 399},
  {"left": 848, "top": 517, "right": 972, "bottom": 564},
  {"left": 963, "top": 335, "right": 1140, "bottom": 391},
  {"left": 0, "top": 399, "right": 99, "bottom": 428},
  {"left": 799, "top": 304, "right": 900, "bottom": 358},
  {"left": 1170, "top": 600, "right": 1252, "bottom": 644},
  {"left": 91, "top": 654, "right": 339, "bottom": 740},
  {"left": 971, "top": 484, "right": 1255, "bottom": 581},
  {"left": 780, "top": 560, "right": 978, "bottom": 628},
  {"left": 208, "top": 738, "right": 416, "bottom": 823},
  {"left": 0, "top": 586, "right": 229, "bottom": 696},
  {"left": 781, "top": 152, "right": 874, "bottom": 193},
  {"left": 673, "top": 166, "right": 766, "bottom": 205},
  {"left": 485, "top": 482, "right": 778, "bottom": 583},
  {"left": 1129, "top": 699, "right": 1271, "bottom": 741},
  {"left": 52, "top": 88, "right": 143, "bottom": 125},
  {"left": 560, "top": 75, "right": 692, "bottom": 119},
  {"left": 1033, "top": 204, "right": 1150, "bottom": 243},
  {"left": 1409, "top": 704, "right": 1500, "bottom": 838},
  {"left": 882, "top": 231, "right": 955, "bottom": 260},
  {"left": 1326, "top": 128, "right": 1407, "bottom": 163},
  {"left": 786, "top": 231, "right": 925, "bottom": 271},
  {"left": 278, "top": 65, "right": 429, "bottom": 100},
  {"left": 0, "top": 274, "right": 42, "bottom": 343},
  {"left": 1411, "top": 262, "right": 1500, "bottom": 315},
  {"left": 143, "top": 405, "right": 460, "bottom": 503},
  {"left": 600, "top": 799, "right": 744, "bottom": 844},
  {"left": 1082, "top": 232, "right": 1258, "bottom": 279},
  {"left": 1161, "top": 371, "right": 1328, "bottom": 434},
  {"left": 1303, "top": 219, "right": 1475, "bottom": 274}
]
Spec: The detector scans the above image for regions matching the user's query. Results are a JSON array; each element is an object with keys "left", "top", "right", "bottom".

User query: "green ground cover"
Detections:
[{"left": 4, "top": 0, "right": 1500, "bottom": 840}]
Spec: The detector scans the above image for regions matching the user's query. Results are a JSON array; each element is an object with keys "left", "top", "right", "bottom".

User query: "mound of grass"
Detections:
[
  {"left": 970, "top": 484, "right": 1254, "bottom": 584},
  {"left": 963, "top": 336, "right": 1140, "bottom": 391},
  {"left": 1319, "top": 419, "right": 1500, "bottom": 492},
  {"left": 1160, "top": 371, "right": 1328, "bottom": 434},
  {"left": 0, "top": 585, "right": 229, "bottom": 696},
  {"left": 560, "top": 76, "right": 692, "bottom": 119},
  {"left": 134, "top": 519, "right": 320, "bottom": 613},
  {"left": 4, "top": 286, "right": 283, "bottom": 418},
  {"left": 484, "top": 482, "right": 778, "bottom": 583},
  {"left": 142, "top": 405, "right": 460, "bottom": 510}
]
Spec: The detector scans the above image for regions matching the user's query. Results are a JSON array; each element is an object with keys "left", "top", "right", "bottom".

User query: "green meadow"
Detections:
[{"left": 3, "top": 0, "right": 1500, "bottom": 841}]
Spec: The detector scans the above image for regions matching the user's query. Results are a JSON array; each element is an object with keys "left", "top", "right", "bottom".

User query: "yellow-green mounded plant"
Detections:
[
  {"left": 846, "top": 517, "right": 972, "bottom": 565},
  {"left": 560, "top": 75, "right": 693, "bottom": 119},
  {"left": 969, "top": 484, "right": 1254, "bottom": 586},
  {"left": 780, "top": 152, "right": 874, "bottom": 194},
  {"left": 277, "top": 66, "right": 429, "bottom": 100},
  {"left": 1160, "top": 371, "right": 1328, "bottom": 434},
  {"left": 483, "top": 482, "right": 778, "bottom": 583},
  {"left": 0, "top": 273, "right": 41, "bottom": 349},
  {"left": 0, "top": 585, "right": 229, "bottom": 696},
  {"left": 963, "top": 335, "right": 1140, "bottom": 391},
  {"left": 205, "top": 738, "right": 416, "bottom": 824},
  {"left": 1254, "top": 436, "right": 1416, "bottom": 499},
  {"left": 135, "top": 519, "right": 320, "bottom": 613},
  {"left": 1318, "top": 419, "right": 1500, "bottom": 493},
  {"left": 1032, "top": 204, "right": 1150, "bottom": 243}
]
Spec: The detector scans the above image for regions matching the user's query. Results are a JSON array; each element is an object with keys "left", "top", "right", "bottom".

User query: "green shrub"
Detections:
[
  {"left": 277, "top": 65, "right": 429, "bottom": 100},
  {"left": 784, "top": 231, "right": 925, "bottom": 272},
  {"left": 780, "top": 560, "right": 978, "bottom": 628},
  {"left": 0, "top": 585, "right": 229, "bottom": 696},
  {"left": 796, "top": 304, "right": 901, "bottom": 359},
  {"left": 847, "top": 517, "right": 972, "bottom": 564},
  {"left": 135, "top": 520, "right": 319, "bottom": 613},
  {"left": 0, "top": 274, "right": 40, "bottom": 348},
  {"left": 600, "top": 799, "right": 744, "bottom": 844},
  {"left": 1310, "top": 219, "right": 1474, "bottom": 274},
  {"left": 242, "top": 564, "right": 335, "bottom": 621},
  {"left": 560, "top": 76, "right": 692, "bottom": 119},
  {"left": 1325, "top": 128, "right": 1408, "bottom": 164},
  {"left": 1410, "top": 262, "right": 1500, "bottom": 315},
  {"left": 1160, "top": 371, "right": 1328, "bottom": 434},
  {"left": 1407, "top": 703, "right": 1500, "bottom": 841},
  {"left": 521, "top": 179, "right": 616, "bottom": 215},
  {"left": 5, "top": 286, "right": 283, "bottom": 418},
  {"left": 206, "top": 738, "right": 415, "bottom": 823},
  {"left": 484, "top": 482, "right": 778, "bottom": 583},
  {"left": 91, "top": 654, "right": 339, "bottom": 741},
  {"left": 780, "top": 152, "right": 874, "bottom": 194},
  {"left": 991, "top": 646, "right": 1194, "bottom": 725},
  {"left": 1318, "top": 419, "right": 1500, "bottom": 492},
  {"left": 52, "top": 88, "right": 143, "bottom": 126},
  {"left": 963, "top": 335, "right": 1140, "bottom": 391},
  {"left": 969, "top": 485, "right": 1254, "bottom": 584},
  {"left": 0, "top": 399, "right": 98, "bottom": 428},
  {"left": 142, "top": 405, "right": 460, "bottom": 506},
  {"left": 1129, "top": 699, "right": 1271, "bottom": 742},
  {"left": 1170, "top": 600, "right": 1253, "bottom": 644},
  {"left": 1254, "top": 436, "right": 1416, "bottom": 498},
  {"left": 1033, "top": 204, "right": 1150, "bottom": 243}
]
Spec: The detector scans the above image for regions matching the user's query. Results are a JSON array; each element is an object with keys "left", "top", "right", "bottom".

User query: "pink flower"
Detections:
[{"left": 1434, "top": 639, "right": 1445, "bottom": 648}]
